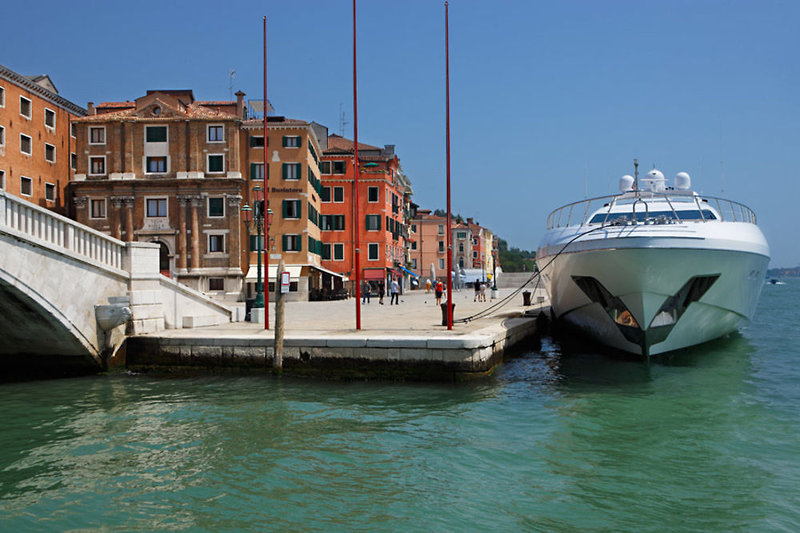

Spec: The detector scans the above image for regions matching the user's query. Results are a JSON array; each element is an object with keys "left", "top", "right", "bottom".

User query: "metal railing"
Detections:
[
  {"left": 0, "top": 191, "right": 124, "bottom": 270},
  {"left": 546, "top": 192, "right": 757, "bottom": 229}
]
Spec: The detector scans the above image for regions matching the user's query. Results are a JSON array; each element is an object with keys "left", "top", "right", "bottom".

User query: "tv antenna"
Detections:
[
  {"left": 228, "top": 69, "right": 236, "bottom": 100},
  {"left": 339, "top": 103, "right": 348, "bottom": 135}
]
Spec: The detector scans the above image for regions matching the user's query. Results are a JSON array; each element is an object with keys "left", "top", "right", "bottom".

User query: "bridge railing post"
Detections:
[{"left": 0, "top": 193, "right": 6, "bottom": 228}]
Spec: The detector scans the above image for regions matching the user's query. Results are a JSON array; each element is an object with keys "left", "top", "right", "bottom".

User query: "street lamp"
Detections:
[{"left": 241, "top": 186, "right": 274, "bottom": 312}]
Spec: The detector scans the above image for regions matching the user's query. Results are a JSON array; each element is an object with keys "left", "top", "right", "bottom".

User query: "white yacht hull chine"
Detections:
[{"left": 540, "top": 247, "right": 769, "bottom": 356}]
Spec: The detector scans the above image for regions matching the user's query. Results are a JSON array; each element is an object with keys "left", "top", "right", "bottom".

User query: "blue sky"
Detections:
[{"left": 6, "top": 0, "right": 798, "bottom": 266}]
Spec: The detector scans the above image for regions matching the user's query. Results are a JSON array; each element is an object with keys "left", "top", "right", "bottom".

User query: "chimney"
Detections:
[
  {"left": 87, "top": 102, "right": 95, "bottom": 115},
  {"left": 235, "top": 91, "right": 246, "bottom": 119},
  {"left": 383, "top": 144, "right": 395, "bottom": 156},
  {"left": 467, "top": 217, "right": 474, "bottom": 225}
]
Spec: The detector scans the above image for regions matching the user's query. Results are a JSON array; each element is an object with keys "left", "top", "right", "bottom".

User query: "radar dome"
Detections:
[
  {"left": 642, "top": 168, "right": 666, "bottom": 192},
  {"left": 675, "top": 172, "right": 691, "bottom": 190},
  {"left": 619, "top": 175, "right": 635, "bottom": 192}
]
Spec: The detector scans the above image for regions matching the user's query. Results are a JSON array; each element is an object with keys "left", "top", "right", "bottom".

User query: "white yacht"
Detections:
[{"left": 537, "top": 162, "right": 770, "bottom": 356}]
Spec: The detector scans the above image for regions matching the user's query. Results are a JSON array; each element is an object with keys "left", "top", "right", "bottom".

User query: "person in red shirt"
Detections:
[{"left": 435, "top": 280, "right": 443, "bottom": 305}]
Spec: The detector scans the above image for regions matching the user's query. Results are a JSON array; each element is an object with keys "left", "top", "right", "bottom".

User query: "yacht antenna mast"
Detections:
[{"left": 634, "top": 158, "right": 639, "bottom": 195}]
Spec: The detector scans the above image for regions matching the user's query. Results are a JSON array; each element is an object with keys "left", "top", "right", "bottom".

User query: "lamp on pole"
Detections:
[{"left": 242, "top": 188, "right": 274, "bottom": 328}]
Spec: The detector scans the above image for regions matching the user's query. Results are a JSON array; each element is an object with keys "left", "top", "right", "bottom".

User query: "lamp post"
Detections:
[{"left": 241, "top": 187, "right": 274, "bottom": 327}]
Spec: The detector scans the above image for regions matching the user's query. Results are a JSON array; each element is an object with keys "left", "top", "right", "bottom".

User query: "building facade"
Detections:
[
  {"left": 319, "top": 134, "right": 413, "bottom": 290},
  {"left": 68, "top": 90, "right": 246, "bottom": 300},
  {"left": 240, "top": 117, "right": 342, "bottom": 301},
  {"left": 410, "top": 208, "right": 448, "bottom": 283},
  {"left": 0, "top": 63, "right": 86, "bottom": 213}
]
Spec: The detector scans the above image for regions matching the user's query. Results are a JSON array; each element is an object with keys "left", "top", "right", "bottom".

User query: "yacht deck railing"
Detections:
[{"left": 546, "top": 192, "right": 757, "bottom": 229}]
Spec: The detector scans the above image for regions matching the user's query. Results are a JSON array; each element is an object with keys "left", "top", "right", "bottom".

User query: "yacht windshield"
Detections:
[{"left": 589, "top": 209, "right": 717, "bottom": 224}]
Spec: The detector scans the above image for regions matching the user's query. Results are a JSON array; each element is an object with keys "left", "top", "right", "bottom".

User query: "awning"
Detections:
[
  {"left": 397, "top": 265, "right": 419, "bottom": 278},
  {"left": 309, "top": 264, "right": 346, "bottom": 280},
  {"left": 362, "top": 268, "right": 387, "bottom": 281},
  {"left": 245, "top": 264, "right": 302, "bottom": 282}
]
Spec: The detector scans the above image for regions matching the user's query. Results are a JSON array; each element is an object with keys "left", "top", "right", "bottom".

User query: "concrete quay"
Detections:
[{"left": 124, "top": 286, "right": 549, "bottom": 380}]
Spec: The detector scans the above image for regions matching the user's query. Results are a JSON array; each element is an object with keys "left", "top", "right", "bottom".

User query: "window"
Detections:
[
  {"left": 209, "top": 278, "right": 225, "bottom": 291},
  {"left": 89, "top": 127, "right": 105, "bottom": 145},
  {"left": 146, "top": 198, "right": 167, "bottom": 218},
  {"left": 45, "top": 183, "right": 56, "bottom": 202},
  {"left": 320, "top": 186, "right": 330, "bottom": 202},
  {"left": 333, "top": 186, "right": 344, "bottom": 203},
  {"left": 208, "top": 197, "right": 224, "bottom": 217},
  {"left": 473, "top": 238, "right": 479, "bottom": 245},
  {"left": 438, "top": 241, "right": 445, "bottom": 252},
  {"left": 146, "top": 156, "right": 167, "bottom": 173},
  {"left": 0, "top": 170, "right": 4, "bottom": 190},
  {"left": 146, "top": 126, "right": 167, "bottom": 143},
  {"left": 45, "top": 144, "right": 56, "bottom": 163},
  {"left": 0, "top": 125, "right": 4, "bottom": 147},
  {"left": 249, "top": 235, "right": 264, "bottom": 251},
  {"left": 208, "top": 234, "right": 226, "bottom": 253},
  {"left": 320, "top": 214, "right": 345, "bottom": 231},
  {"left": 89, "top": 156, "right": 106, "bottom": 175},
  {"left": 473, "top": 251, "right": 478, "bottom": 259},
  {"left": 438, "top": 224, "right": 445, "bottom": 235},
  {"left": 282, "top": 163, "right": 301, "bottom": 180},
  {"left": 457, "top": 231, "right": 466, "bottom": 239},
  {"left": 44, "top": 108, "right": 56, "bottom": 129},
  {"left": 70, "top": 153, "right": 77, "bottom": 170},
  {"left": 20, "top": 176, "right": 32, "bottom": 197},
  {"left": 411, "top": 224, "right": 417, "bottom": 232},
  {"left": 70, "top": 123, "right": 76, "bottom": 138},
  {"left": 333, "top": 243, "right": 344, "bottom": 261},
  {"left": 282, "top": 135, "right": 301, "bottom": 147},
  {"left": 250, "top": 163, "right": 265, "bottom": 180},
  {"left": 207, "top": 124, "right": 224, "bottom": 142},
  {"left": 411, "top": 241, "right": 417, "bottom": 250},
  {"left": 282, "top": 234, "right": 301, "bottom": 252},
  {"left": 207, "top": 154, "right": 225, "bottom": 173},
  {"left": 321, "top": 243, "right": 331, "bottom": 260},
  {"left": 0, "top": 86, "right": 4, "bottom": 108},
  {"left": 459, "top": 243, "right": 464, "bottom": 252},
  {"left": 366, "top": 214, "right": 381, "bottom": 231},
  {"left": 283, "top": 199, "right": 301, "bottom": 219},
  {"left": 250, "top": 136, "right": 264, "bottom": 147},
  {"left": 439, "top": 258, "right": 445, "bottom": 269},
  {"left": 20, "top": 134, "right": 32, "bottom": 155},
  {"left": 368, "top": 243, "right": 379, "bottom": 261},
  {"left": 20, "top": 96, "right": 31, "bottom": 119},
  {"left": 368, "top": 186, "right": 379, "bottom": 202},
  {"left": 332, "top": 161, "right": 346, "bottom": 174},
  {"left": 90, "top": 198, "right": 106, "bottom": 219}
]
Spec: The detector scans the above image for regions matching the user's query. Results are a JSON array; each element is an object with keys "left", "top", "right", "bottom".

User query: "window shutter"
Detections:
[
  {"left": 377, "top": 216, "right": 381, "bottom": 231},
  {"left": 282, "top": 164, "right": 287, "bottom": 180},
  {"left": 282, "top": 136, "right": 288, "bottom": 147},
  {"left": 282, "top": 200, "right": 288, "bottom": 218},
  {"left": 297, "top": 200, "right": 302, "bottom": 219},
  {"left": 298, "top": 236, "right": 302, "bottom": 251},
  {"left": 282, "top": 235, "right": 288, "bottom": 251},
  {"left": 250, "top": 163, "right": 256, "bottom": 179}
]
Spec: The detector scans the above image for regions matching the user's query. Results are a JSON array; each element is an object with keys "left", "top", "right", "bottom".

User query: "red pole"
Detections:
[
  {"left": 445, "top": 2, "right": 453, "bottom": 330},
  {"left": 263, "top": 16, "right": 270, "bottom": 330},
  {"left": 353, "top": 0, "right": 362, "bottom": 329}
]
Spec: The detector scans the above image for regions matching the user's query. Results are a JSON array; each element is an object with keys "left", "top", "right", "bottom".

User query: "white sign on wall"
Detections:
[{"left": 280, "top": 271, "right": 290, "bottom": 294}]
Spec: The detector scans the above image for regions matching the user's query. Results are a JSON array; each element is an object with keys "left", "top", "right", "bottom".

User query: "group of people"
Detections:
[
  {"left": 473, "top": 278, "right": 487, "bottom": 302},
  {"left": 361, "top": 278, "right": 401, "bottom": 305}
]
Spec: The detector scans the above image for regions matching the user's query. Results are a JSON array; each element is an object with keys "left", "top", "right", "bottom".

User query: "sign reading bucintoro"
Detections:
[{"left": 271, "top": 187, "right": 302, "bottom": 193}]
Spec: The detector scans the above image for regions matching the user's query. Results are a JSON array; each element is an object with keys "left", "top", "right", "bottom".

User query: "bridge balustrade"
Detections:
[{"left": 0, "top": 192, "right": 124, "bottom": 271}]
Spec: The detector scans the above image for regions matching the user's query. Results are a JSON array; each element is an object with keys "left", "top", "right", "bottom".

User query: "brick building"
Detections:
[
  {"left": 240, "top": 117, "right": 344, "bottom": 301},
  {"left": 0, "top": 63, "right": 86, "bottom": 212},
  {"left": 68, "top": 90, "right": 246, "bottom": 300},
  {"left": 319, "top": 134, "right": 413, "bottom": 290}
]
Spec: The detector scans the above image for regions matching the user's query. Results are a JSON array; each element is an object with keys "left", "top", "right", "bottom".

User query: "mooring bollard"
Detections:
[{"left": 440, "top": 302, "right": 456, "bottom": 326}]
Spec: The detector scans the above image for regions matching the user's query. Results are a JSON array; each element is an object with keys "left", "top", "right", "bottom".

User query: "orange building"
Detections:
[
  {"left": 409, "top": 208, "right": 448, "bottom": 283},
  {"left": 319, "top": 134, "right": 413, "bottom": 290},
  {"left": 240, "top": 117, "right": 343, "bottom": 301},
  {"left": 0, "top": 63, "right": 86, "bottom": 213}
]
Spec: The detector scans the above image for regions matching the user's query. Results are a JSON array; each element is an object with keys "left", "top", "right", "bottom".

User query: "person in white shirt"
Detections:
[{"left": 390, "top": 278, "right": 400, "bottom": 305}]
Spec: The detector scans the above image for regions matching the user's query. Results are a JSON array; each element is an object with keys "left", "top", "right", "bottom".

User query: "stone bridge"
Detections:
[{"left": 0, "top": 192, "right": 236, "bottom": 376}]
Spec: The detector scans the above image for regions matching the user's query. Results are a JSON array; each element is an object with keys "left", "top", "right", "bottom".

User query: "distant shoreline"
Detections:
[{"left": 767, "top": 267, "right": 800, "bottom": 277}]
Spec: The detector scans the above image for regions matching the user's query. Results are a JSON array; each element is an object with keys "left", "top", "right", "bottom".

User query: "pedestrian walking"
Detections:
[
  {"left": 435, "top": 280, "right": 443, "bottom": 306},
  {"left": 362, "top": 280, "right": 370, "bottom": 304},
  {"left": 474, "top": 278, "right": 481, "bottom": 301},
  {"left": 378, "top": 280, "right": 385, "bottom": 305},
  {"left": 479, "top": 282, "right": 487, "bottom": 302},
  {"left": 390, "top": 278, "right": 400, "bottom": 305},
  {"left": 426, "top": 279, "right": 432, "bottom": 293}
]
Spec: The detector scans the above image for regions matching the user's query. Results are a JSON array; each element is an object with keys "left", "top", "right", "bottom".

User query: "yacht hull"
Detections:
[{"left": 539, "top": 246, "right": 769, "bottom": 356}]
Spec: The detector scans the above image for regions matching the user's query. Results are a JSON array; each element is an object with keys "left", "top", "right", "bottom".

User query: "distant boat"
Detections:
[{"left": 537, "top": 164, "right": 770, "bottom": 357}]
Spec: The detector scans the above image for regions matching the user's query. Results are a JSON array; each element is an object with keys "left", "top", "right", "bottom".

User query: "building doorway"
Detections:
[{"left": 154, "top": 240, "right": 171, "bottom": 278}]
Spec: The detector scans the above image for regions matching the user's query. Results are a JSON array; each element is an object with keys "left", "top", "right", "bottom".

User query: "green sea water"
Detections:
[{"left": 1, "top": 282, "right": 798, "bottom": 532}]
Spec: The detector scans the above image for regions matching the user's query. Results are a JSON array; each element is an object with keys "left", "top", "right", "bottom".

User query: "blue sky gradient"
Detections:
[{"left": 6, "top": 0, "right": 798, "bottom": 265}]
